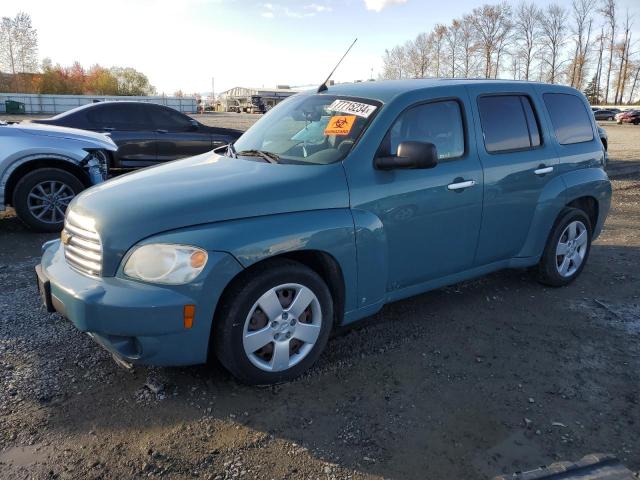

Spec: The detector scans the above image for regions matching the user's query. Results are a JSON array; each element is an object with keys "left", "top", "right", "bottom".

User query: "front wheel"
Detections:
[
  {"left": 213, "top": 259, "right": 333, "bottom": 385},
  {"left": 537, "top": 208, "right": 592, "bottom": 287},
  {"left": 13, "top": 168, "right": 84, "bottom": 232}
]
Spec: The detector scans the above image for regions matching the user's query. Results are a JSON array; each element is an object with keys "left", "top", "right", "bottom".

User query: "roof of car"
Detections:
[{"left": 321, "top": 78, "right": 577, "bottom": 103}]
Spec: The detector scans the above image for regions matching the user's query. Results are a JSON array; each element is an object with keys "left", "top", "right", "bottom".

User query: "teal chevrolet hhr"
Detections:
[{"left": 37, "top": 79, "right": 611, "bottom": 384}]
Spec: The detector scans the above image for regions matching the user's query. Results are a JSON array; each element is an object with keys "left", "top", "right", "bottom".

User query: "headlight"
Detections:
[{"left": 123, "top": 244, "right": 208, "bottom": 284}]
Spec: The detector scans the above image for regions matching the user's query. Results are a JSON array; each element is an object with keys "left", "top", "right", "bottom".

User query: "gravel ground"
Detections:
[{"left": 0, "top": 117, "right": 639, "bottom": 480}]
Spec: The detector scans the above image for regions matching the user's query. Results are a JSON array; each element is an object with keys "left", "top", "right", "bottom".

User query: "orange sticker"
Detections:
[{"left": 324, "top": 115, "right": 356, "bottom": 136}]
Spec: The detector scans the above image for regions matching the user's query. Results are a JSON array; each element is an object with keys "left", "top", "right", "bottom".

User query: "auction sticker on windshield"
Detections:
[
  {"left": 324, "top": 115, "right": 356, "bottom": 136},
  {"left": 329, "top": 100, "right": 377, "bottom": 118}
]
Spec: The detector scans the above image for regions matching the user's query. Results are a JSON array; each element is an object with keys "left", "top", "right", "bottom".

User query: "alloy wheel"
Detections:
[
  {"left": 242, "top": 283, "right": 322, "bottom": 372},
  {"left": 27, "top": 181, "right": 75, "bottom": 224},
  {"left": 555, "top": 220, "right": 588, "bottom": 278}
]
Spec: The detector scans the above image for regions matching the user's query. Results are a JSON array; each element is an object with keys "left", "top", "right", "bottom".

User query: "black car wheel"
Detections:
[
  {"left": 537, "top": 208, "right": 592, "bottom": 287},
  {"left": 13, "top": 168, "right": 83, "bottom": 232},
  {"left": 213, "top": 259, "right": 333, "bottom": 385}
]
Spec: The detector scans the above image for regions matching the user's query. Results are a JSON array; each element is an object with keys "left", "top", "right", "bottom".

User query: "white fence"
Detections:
[{"left": 0, "top": 93, "right": 198, "bottom": 115}]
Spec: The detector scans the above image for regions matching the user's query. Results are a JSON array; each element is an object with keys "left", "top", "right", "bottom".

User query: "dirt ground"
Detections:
[{"left": 0, "top": 116, "right": 639, "bottom": 480}]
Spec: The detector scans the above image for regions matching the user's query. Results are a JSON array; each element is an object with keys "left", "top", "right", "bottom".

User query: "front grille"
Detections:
[{"left": 62, "top": 211, "right": 102, "bottom": 276}]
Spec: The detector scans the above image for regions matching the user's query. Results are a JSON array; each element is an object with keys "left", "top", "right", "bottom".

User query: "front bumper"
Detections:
[{"left": 39, "top": 240, "right": 242, "bottom": 366}]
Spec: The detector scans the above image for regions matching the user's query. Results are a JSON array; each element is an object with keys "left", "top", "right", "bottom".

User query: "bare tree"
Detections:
[
  {"left": 431, "top": 24, "right": 447, "bottom": 77},
  {"left": 459, "top": 14, "right": 479, "bottom": 77},
  {"left": 470, "top": 3, "right": 512, "bottom": 78},
  {"left": 600, "top": 0, "right": 617, "bottom": 103},
  {"left": 614, "top": 10, "right": 632, "bottom": 104},
  {"left": 569, "top": 0, "right": 596, "bottom": 88},
  {"left": 0, "top": 12, "right": 38, "bottom": 75},
  {"left": 539, "top": 3, "right": 568, "bottom": 83},
  {"left": 594, "top": 28, "right": 606, "bottom": 100},
  {"left": 407, "top": 33, "right": 432, "bottom": 78},
  {"left": 514, "top": 2, "right": 540, "bottom": 80},
  {"left": 627, "top": 62, "right": 640, "bottom": 103},
  {"left": 444, "top": 19, "right": 462, "bottom": 77},
  {"left": 381, "top": 45, "right": 409, "bottom": 80}
]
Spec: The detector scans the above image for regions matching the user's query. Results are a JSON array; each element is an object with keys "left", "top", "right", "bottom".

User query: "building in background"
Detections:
[{"left": 218, "top": 86, "right": 299, "bottom": 113}]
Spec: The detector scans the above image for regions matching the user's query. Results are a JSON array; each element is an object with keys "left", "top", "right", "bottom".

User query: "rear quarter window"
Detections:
[{"left": 543, "top": 93, "right": 594, "bottom": 145}]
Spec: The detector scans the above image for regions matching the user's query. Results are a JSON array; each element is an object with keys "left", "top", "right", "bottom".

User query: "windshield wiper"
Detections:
[{"left": 235, "top": 149, "right": 280, "bottom": 164}]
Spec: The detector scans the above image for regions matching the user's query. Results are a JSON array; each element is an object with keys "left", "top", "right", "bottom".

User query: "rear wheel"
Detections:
[
  {"left": 13, "top": 168, "right": 84, "bottom": 232},
  {"left": 537, "top": 208, "right": 592, "bottom": 287},
  {"left": 213, "top": 259, "right": 333, "bottom": 385}
]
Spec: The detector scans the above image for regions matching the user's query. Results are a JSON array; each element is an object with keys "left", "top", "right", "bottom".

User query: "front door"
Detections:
[
  {"left": 348, "top": 97, "right": 483, "bottom": 295},
  {"left": 149, "top": 105, "right": 213, "bottom": 162},
  {"left": 466, "top": 86, "right": 559, "bottom": 265},
  {"left": 86, "top": 103, "right": 157, "bottom": 169}
]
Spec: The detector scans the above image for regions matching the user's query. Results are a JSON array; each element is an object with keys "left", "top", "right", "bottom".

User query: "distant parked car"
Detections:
[
  {"left": 615, "top": 109, "right": 640, "bottom": 124},
  {"left": 593, "top": 109, "right": 617, "bottom": 121},
  {"left": 0, "top": 121, "right": 116, "bottom": 231},
  {"left": 31, "top": 102, "right": 242, "bottom": 171}
]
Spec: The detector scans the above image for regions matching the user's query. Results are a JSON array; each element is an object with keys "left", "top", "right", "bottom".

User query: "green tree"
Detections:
[
  {"left": 109, "top": 67, "right": 156, "bottom": 95},
  {"left": 584, "top": 75, "right": 600, "bottom": 104}
]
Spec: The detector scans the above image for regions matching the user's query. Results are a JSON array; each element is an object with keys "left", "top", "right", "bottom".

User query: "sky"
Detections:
[{"left": 3, "top": 0, "right": 640, "bottom": 95}]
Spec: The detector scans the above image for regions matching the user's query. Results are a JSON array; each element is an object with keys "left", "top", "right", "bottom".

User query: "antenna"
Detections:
[{"left": 317, "top": 38, "right": 358, "bottom": 93}]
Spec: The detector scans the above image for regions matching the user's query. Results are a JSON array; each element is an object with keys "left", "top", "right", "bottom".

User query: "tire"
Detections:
[
  {"left": 537, "top": 208, "right": 592, "bottom": 287},
  {"left": 13, "top": 168, "right": 84, "bottom": 232},
  {"left": 213, "top": 259, "right": 334, "bottom": 385},
  {"left": 608, "top": 116, "right": 614, "bottom": 121}
]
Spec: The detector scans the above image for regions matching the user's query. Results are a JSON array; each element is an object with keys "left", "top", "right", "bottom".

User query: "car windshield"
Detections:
[{"left": 232, "top": 94, "right": 381, "bottom": 165}]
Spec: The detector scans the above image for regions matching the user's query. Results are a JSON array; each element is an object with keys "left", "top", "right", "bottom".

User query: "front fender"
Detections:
[{"left": 139, "top": 209, "right": 359, "bottom": 314}]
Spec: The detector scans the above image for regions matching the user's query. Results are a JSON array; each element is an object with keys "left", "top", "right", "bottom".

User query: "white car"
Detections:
[{"left": 0, "top": 121, "right": 117, "bottom": 232}]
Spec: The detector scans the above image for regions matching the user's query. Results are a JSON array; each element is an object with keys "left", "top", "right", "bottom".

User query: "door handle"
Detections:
[
  {"left": 534, "top": 166, "right": 554, "bottom": 176},
  {"left": 102, "top": 127, "right": 114, "bottom": 131},
  {"left": 156, "top": 129, "right": 168, "bottom": 134},
  {"left": 447, "top": 180, "right": 476, "bottom": 191}
]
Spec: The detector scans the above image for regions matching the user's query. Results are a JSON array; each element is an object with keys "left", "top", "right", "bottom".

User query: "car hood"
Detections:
[
  {"left": 16, "top": 122, "right": 117, "bottom": 150},
  {"left": 69, "top": 152, "right": 350, "bottom": 274}
]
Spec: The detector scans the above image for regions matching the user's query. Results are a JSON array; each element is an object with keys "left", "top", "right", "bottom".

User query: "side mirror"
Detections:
[
  {"left": 375, "top": 141, "right": 438, "bottom": 170},
  {"left": 189, "top": 119, "right": 199, "bottom": 131}
]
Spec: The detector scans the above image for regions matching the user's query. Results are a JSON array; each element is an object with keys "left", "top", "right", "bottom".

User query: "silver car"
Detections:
[{"left": 0, "top": 120, "right": 117, "bottom": 232}]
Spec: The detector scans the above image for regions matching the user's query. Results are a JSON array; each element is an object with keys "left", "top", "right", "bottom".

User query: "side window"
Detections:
[
  {"left": 543, "top": 93, "right": 594, "bottom": 145},
  {"left": 477, "top": 95, "right": 541, "bottom": 153},
  {"left": 86, "top": 103, "right": 148, "bottom": 129},
  {"left": 151, "top": 106, "right": 192, "bottom": 131},
  {"left": 384, "top": 100, "right": 465, "bottom": 161}
]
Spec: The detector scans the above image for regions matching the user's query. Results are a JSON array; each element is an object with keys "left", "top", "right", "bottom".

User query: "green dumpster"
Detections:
[{"left": 5, "top": 100, "right": 26, "bottom": 114}]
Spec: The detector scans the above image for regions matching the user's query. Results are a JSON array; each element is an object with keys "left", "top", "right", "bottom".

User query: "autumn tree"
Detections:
[
  {"left": 0, "top": 12, "right": 38, "bottom": 91},
  {"left": 469, "top": 3, "right": 512, "bottom": 79}
]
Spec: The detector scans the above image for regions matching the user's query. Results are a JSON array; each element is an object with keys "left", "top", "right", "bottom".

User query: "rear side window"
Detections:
[
  {"left": 86, "top": 103, "right": 149, "bottom": 129},
  {"left": 477, "top": 95, "right": 541, "bottom": 153},
  {"left": 383, "top": 100, "right": 465, "bottom": 161},
  {"left": 543, "top": 93, "right": 594, "bottom": 145}
]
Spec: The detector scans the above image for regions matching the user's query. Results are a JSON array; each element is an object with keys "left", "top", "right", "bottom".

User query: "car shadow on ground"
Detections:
[{"left": 22, "top": 241, "right": 638, "bottom": 479}]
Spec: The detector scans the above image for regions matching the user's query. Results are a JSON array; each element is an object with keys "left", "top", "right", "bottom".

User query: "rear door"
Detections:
[
  {"left": 467, "top": 85, "right": 559, "bottom": 265},
  {"left": 85, "top": 103, "right": 157, "bottom": 168},
  {"left": 148, "top": 105, "right": 213, "bottom": 162}
]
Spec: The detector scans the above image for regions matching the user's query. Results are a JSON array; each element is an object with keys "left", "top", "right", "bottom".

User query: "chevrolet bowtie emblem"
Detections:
[{"left": 61, "top": 230, "right": 72, "bottom": 245}]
